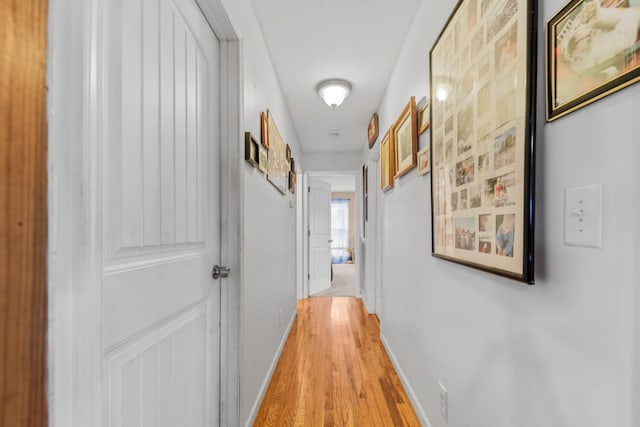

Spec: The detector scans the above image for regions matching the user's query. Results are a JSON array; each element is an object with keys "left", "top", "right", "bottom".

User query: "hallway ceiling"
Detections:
[{"left": 250, "top": 0, "right": 423, "bottom": 154}]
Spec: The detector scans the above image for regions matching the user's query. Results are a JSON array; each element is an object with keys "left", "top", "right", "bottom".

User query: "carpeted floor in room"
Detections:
[{"left": 311, "top": 263, "right": 355, "bottom": 297}]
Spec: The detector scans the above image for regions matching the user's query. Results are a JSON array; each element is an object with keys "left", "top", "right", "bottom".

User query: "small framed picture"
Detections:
[
  {"left": 380, "top": 130, "right": 395, "bottom": 192},
  {"left": 288, "top": 171, "right": 295, "bottom": 193},
  {"left": 266, "top": 111, "right": 287, "bottom": 194},
  {"left": 244, "top": 132, "right": 259, "bottom": 168},
  {"left": 260, "top": 111, "right": 270, "bottom": 149},
  {"left": 290, "top": 157, "right": 295, "bottom": 173},
  {"left": 417, "top": 145, "right": 431, "bottom": 176},
  {"left": 418, "top": 98, "right": 431, "bottom": 135},
  {"left": 367, "top": 112, "right": 379, "bottom": 148},
  {"left": 546, "top": 0, "right": 640, "bottom": 121},
  {"left": 292, "top": 171, "right": 297, "bottom": 194},
  {"left": 286, "top": 144, "right": 291, "bottom": 162},
  {"left": 258, "top": 144, "right": 268, "bottom": 173},
  {"left": 393, "top": 96, "right": 417, "bottom": 178}
]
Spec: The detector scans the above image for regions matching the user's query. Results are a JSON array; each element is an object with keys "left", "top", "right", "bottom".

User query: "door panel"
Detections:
[
  {"left": 109, "top": 0, "right": 210, "bottom": 258},
  {"left": 105, "top": 305, "right": 207, "bottom": 427},
  {"left": 102, "top": 0, "right": 220, "bottom": 424},
  {"left": 309, "top": 179, "right": 332, "bottom": 295}
]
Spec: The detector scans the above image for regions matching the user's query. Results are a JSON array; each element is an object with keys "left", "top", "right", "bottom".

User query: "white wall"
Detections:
[
  {"left": 218, "top": 0, "right": 301, "bottom": 424},
  {"left": 303, "top": 151, "right": 363, "bottom": 171},
  {"left": 369, "top": 1, "right": 639, "bottom": 426}
]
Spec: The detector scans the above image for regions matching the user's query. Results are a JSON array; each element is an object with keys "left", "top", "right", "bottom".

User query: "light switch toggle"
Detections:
[
  {"left": 571, "top": 209, "right": 584, "bottom": 221},
  {"left": 564, "top": 185, "right": 602, "bottom": 247}
]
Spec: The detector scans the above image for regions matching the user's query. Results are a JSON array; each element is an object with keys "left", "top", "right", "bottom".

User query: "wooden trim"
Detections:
[{"left": 0, "top": 0, "right": 49, "bottom": 425}]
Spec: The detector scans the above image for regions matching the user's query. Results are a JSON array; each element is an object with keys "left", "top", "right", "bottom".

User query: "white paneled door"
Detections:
[
  {"left": 308, "top": 178, "right": 332, "bottom": 295},
  {"left": 102, "top": 0, "right": 220, "bottom": 425}
]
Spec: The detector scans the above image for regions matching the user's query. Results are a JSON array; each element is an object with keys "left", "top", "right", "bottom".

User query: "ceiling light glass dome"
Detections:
[{"left": 317, "top": 79, "right": 352, "bottom": 107}]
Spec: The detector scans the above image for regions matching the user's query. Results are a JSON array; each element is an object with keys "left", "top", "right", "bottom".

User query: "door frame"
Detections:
[
  {"left": 47, "top": 0, "right": 243, "bottom": 425},
  {"left": 365, "top": 149, "right": 382, "bottom": 316},
  {"left": 300, "top": 170, "right": 361, "bottom": 299},
  {"left": 1, "top": 0, "right": 48, "bottom": 424}
]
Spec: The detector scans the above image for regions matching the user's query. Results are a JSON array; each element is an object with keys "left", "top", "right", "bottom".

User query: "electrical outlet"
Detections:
[
  {"left": 278, "top": 309, "right": 283, "bottom": 328},
  {"left": 439, "top": 381, "right": 448, "bottom": 422}
]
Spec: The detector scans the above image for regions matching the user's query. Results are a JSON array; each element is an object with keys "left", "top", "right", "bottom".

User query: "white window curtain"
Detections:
[{"left": 331, "top": 199, "right": 350, "bottom": 263}]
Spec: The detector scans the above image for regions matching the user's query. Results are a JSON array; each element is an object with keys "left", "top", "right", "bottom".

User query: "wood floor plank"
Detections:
[{"left": 254, "top": 297, "right": 421, "bottom": 426}]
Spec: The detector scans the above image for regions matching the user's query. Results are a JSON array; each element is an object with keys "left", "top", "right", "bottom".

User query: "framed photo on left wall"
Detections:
[
  {"left": 260, "top": 111, "right": 270, "bottom": 149},
  {"left": 266, "top": 111, "right": 288, "bottom": 194},
  {"left": 244, "top": 132, "right": 259, "bottom": 168},
  {"left": 258, "top": 144, "right": 268, "bottom": 173}
]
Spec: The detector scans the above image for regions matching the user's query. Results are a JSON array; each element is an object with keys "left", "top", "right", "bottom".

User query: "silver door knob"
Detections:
[{"left": 212, "top": 265, "right": 230, "bottom": 280}]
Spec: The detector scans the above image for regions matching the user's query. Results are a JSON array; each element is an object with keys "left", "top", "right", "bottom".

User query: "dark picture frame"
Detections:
[
  {"left": 393, "top": 96, "right": 417, "bottom": 178},
  {"left": 546, "top": 0, "right": 640, "bottom": 121},
  {"left": 429, "top": 0, "right": 537, "bottom": 284},
  {"left": 244, "top": 131, "right": 259, "bottom": 168},
  {"left": 368, "top": 112, "right": 379, "bottom": 148}
]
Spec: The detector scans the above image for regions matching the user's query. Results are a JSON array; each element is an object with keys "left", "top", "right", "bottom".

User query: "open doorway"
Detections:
[{"left": 306, "top": 174, "right": 358, "bottom": 298}]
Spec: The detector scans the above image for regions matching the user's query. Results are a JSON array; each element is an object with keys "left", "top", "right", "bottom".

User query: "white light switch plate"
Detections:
[
  {"left": 564, "top": 185, "right": 602, "bottom": 247},
  {"left": 439, "top": 381, "right": 448, "bottom": 422}
]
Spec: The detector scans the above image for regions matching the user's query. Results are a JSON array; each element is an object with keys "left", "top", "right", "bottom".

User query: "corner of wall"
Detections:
[
  {"left": 380, "top": 333, "right": 433, "bottom": 427},
  {"left": 243, "top": 311, "right": 297, "bottom": 427}
]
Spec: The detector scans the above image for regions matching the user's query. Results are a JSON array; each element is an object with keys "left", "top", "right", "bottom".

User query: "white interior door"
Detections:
[
  {"left": 101, "top": 0, "right": 220, "bottom": 425},
  {"left": 309, "top": 178, "right": 332, "bottom": 295}
]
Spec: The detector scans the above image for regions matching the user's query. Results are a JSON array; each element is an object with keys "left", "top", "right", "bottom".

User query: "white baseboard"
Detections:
[
  {"left": 244, "top": 310, "right": 297, "bottom": 427},
  {"left": 380, "top": 333, "right": 433, "bottom": 427}
]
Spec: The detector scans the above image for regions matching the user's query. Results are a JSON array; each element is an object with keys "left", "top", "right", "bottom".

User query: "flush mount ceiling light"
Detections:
[{"left": 317, "top": 79, "right": 352, "bottom": 107}]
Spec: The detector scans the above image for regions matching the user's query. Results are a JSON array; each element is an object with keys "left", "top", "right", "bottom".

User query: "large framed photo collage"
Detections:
[{"left": 429, "top": 0, "right": 537, "bottom": 283}]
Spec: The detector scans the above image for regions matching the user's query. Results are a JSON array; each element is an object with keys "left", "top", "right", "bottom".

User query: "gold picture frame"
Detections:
[
  {"left": 418, "top": 98, "right": 431, "bottom": 135},
  {"left": 380, "top": 129, "right": 395, "bottom": 192},
  {"left": 546, "top": 0, "right": 640, "bottom": 121},
  {"left": 260, "top": 111, "right": 270, "bottom": 149},
  {"left": 266, "top": 111, "right": 288, "bottom": 194},
  {"left": 417, "top": 145, "right": 431, "bottom": 176},
  {"left": 393, "top": 96, "right": 417, "bottom": 179}
]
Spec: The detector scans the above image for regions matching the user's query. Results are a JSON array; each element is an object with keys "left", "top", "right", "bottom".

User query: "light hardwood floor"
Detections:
[{"left": 254, "top": 297, "right": 421, "bottom": 426}]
